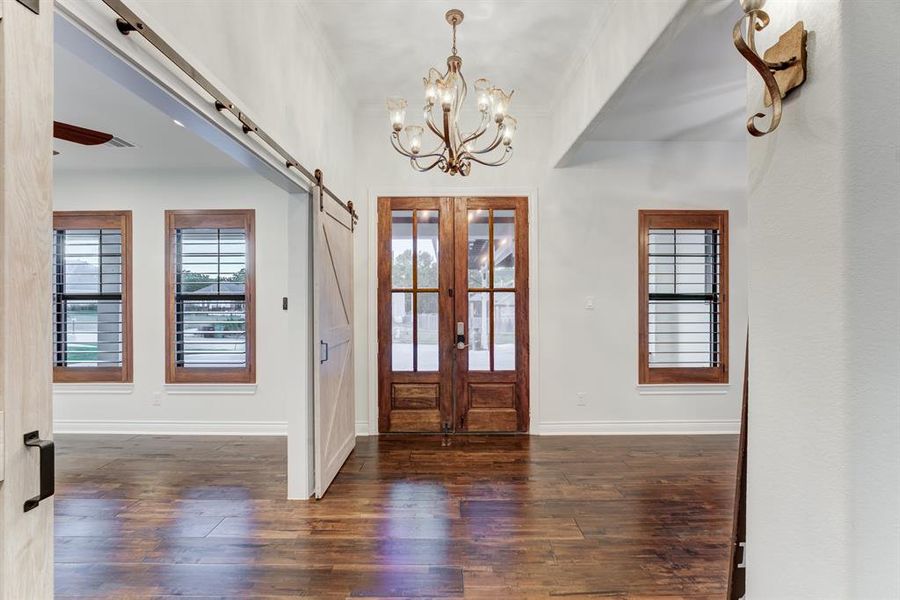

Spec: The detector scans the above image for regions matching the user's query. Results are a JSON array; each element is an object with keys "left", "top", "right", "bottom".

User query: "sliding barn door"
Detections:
[
  {"left": 312, "top": 187, "right": 355, "bottom": 498},
  {"left": 0, "top": 1, "right": 55, "bottom": 598}
]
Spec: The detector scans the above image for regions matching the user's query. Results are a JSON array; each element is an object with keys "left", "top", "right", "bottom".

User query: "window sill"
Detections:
[
  {"left": 54, "top": 383, "right": 135, "bottom": 395},
  {"left": 636, "top": 384, "right": 730, "bottom": 396},
  {"left": 164, "top": 384, "right": 258, "bottom": 395}
]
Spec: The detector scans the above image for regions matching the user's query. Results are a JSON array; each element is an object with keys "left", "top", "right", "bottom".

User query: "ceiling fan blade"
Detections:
[{"left": 53, "top": 121, "right": 114, "bottom": 146}]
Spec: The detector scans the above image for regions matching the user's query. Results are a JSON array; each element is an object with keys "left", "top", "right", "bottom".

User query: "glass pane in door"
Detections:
[
  {"left": 416, "top": 292, "right": 439, "bottom": 371},
  {"left": 493, "top": 210, "right": 515, "bottom": 288},
  {"left": 416, "top": 210, "right": 439, "bottom": 289},
  {"left": 468, "top": 209, "right": 490, "bottom": 288},
  {"left": 494, "top": 292, "right": 516, "bottom": 370},
  {"left": 468, "top": 292, "right": 490, "bottom": 371},
  {"left": 391, "top": 211, "right": 413, "bottom": 288},
  {"left": 391, "top": 292, "right": 413, "bottom": 371}
]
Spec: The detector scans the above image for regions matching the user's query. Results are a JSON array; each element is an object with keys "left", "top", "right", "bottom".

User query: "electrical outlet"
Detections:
[
  {"left": 152, "top": 391, "right": 162, "bottom": 407},
  {"left": 584, "top": 296, "right": 595, "bottom": 310},
  {"left": 576, "top": 391, "right": 587, "bottom": 407}
]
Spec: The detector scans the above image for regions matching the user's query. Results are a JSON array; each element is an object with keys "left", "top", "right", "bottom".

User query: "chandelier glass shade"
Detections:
[{"left": 387, "top": 9, "right": 517, "bottom": 176}]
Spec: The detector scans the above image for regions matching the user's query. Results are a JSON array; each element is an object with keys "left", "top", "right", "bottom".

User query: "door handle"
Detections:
[
  {"left": 320, "top": 340, "right": 329, "bottom": 364},
  {"left": 23, "top": 431, "right": 55, "bottom": 513},
  {"left": 456, "top": 321, "right": 467, "bottom": 350}
]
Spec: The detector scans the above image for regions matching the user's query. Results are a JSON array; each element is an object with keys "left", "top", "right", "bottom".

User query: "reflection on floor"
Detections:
[{"left": 54, "top": 433, "right": 737, "bottom": 598}]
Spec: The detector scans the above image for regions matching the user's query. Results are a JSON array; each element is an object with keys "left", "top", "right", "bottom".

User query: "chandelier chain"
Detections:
[{"left": 452, "top": 21, "right": 457, "bottom": 56}]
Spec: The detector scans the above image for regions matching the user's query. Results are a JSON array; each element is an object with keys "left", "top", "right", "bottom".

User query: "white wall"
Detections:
[
  {"left": 746, "top": 0, "right": 900, "bottom": 596},
  {"left": 353, "top": 110, "right": 747, "bottom": 434},
  {"left": 538, "top": 141, "right": 747, "bottom": 432},
  {"left": 53, "top": 169, "right": 299, "bottom": 435}
]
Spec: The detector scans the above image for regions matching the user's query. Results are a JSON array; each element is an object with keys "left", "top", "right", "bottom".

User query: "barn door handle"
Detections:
[
  {"left": 23, "top": 431, "right": 55, "bottom": 513},
  {"left": 320, "top": 340, "right": 329, "bottom": 364}
]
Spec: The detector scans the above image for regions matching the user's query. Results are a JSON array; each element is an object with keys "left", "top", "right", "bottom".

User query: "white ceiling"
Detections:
[
  {"left": 303, "top": 0, "right": 612, "bottom": 114},
  {"left": 54, "top": 43, "right": 239, "bottom": 171},
  {"left": 582, "top": 0, "right": 746, "bottom": 143}
]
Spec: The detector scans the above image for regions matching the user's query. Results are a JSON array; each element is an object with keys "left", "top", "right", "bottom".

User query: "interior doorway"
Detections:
[{"left": 377, "top": 196, "right": 529, "bottom": 433}]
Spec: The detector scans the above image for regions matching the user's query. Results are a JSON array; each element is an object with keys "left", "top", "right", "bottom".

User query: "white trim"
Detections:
[
  {"left": 54, "top": 383, "right": 135, "bottom": 395},
  {"left": 538, "top": 419, "right": 740, "bottom": 436},
  {"left": 163, "top": 383, "right": 258, "bottom": 395},
  {"left": 637, "top": 384, "right": 730, "bottom": 396},
  {"left": 365, "top": 186, "right": 540, "bottom": 436},
  {"left": 53, "top": 419, "right": 287, "bottom": 436},
  {"left": 356, "top": 421, "right": 370, "bottom": 437}
]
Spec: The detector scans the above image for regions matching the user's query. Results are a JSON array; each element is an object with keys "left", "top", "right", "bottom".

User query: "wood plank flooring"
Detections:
[{"left": 55, "top": 434, "right": 738, "bottom": 599}]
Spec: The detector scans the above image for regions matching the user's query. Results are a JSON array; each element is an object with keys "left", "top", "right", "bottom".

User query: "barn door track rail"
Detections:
[{"left": 100, "top": 0, "right": 358, "bottom": 226}]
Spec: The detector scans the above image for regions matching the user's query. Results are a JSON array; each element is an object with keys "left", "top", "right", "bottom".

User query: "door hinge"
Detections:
[{"left": 282, "top": 297, "right": 289, "bottom": 310}]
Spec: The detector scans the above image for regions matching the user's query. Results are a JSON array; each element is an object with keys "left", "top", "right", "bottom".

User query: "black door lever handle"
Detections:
[{"left": 23, "top": 431, "right": 54, "bottom": 513}]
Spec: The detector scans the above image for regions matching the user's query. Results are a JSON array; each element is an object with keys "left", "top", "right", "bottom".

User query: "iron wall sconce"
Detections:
[{"left": 734, "top": 0, "right": 808, "bottom": 136}]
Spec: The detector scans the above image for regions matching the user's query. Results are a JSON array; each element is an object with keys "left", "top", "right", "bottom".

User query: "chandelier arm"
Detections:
[
  {"left": 411, "top": 155, "right": 446, "bottom": 172},
  {"left": 390, "top": 132, "right": 416, "bottom": 158},
  {"left": 453, "top": 70, "right": 468, "bottom": 150},
  {"left": 392, "top": 132, "right": 447, "bottom": 161},
  {"left": 467, "top": 128, "right": 504, "bottom": 155},
  {"left": 464, "top": 147, "right": 513, "bottom": 167},
  {"left": 393, "top": 130, "right": 448, "bottom": 161},
  {"left": 460, "top": 113, "right": 491, "bottom": 147},
  {"left": 425, "top": 105, "right": 444, "bottom": 140}
]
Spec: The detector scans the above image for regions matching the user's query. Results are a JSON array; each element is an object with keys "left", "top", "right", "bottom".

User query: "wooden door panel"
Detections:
[
  {"left": 378, "top": 198, "right": 454, "bottom": 433},
  {"left": 453, "top": 197, "right": 529, "bottom": 433},
  {"left": 378, "top": 197, "right": 528, "bottom": 434},
  {"left": 469, "top": 383, "right": 516, "bottom": 408}
]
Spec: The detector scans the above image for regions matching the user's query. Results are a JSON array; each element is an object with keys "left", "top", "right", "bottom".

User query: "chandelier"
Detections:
[{"left": 386, "top": 9, "right": 517, "bottom": 176}]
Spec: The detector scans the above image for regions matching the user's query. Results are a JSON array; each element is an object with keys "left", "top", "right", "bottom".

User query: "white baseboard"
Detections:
[
  {"left": 54, "top": 419, "right": 287, "bottom": 436},
  {"left": 356, "top": 421, "right": 371, "bottom": 436},
  {"left": 537, "top": 419, "right": 740, "bottom": 435}
]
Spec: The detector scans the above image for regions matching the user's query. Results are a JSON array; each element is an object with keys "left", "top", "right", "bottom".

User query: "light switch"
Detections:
[{"left": 584, "top": 296, "right": 595, "bottom": 310}]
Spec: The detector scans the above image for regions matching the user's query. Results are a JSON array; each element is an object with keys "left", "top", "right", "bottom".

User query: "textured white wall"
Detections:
[
  {"left": 746, "top": 0, "right": 900, "bottom": 596},
  {"left": 53, "top": 169, "right": 296, "bottom": 434},
  {"left": 354, "top": 111, "right": 748, "bottom": 434}
]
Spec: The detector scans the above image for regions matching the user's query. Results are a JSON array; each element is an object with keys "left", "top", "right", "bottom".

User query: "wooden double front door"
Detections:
[{"left": 378, "top": 197, "right": 529, "bottom": 433}]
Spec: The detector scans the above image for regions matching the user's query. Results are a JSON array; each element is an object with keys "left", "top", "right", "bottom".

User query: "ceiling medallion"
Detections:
[{"left": 386, "top": 9, "right": 517, "bottom": 176}]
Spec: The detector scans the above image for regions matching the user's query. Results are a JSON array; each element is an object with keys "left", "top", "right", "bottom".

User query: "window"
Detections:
[
  {"left": 639, "top": 210, "right": 728, "bottom": 384},
  {"left": 165, "top": 210, "right": 255, "bottom": 383},
  {"left": 53, "top": 211, "right": 133, "bottom": 383}
]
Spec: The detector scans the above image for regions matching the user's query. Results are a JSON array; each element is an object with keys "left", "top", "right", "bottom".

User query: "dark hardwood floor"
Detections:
[{"left": 55, "top": 434, "right": 738, "bottom": 599}]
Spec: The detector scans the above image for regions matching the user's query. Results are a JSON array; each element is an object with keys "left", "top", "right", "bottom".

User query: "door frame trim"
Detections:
[{"left": 365, "top": 187, "right": 541, "bottom": 435}]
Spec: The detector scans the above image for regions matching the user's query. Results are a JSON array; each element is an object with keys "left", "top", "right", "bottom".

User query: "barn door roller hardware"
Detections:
[
  {"left": 102, "top": 0, "right": 358, "bottom": 226},
  {"left": 733, "top": 0, "right": 808, "bottom": 137}
]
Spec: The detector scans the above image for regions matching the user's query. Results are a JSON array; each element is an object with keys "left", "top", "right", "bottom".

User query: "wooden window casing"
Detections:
[
  {"left": 639, "top": 210, "right": 728, "bottom": 384},
  {"left": 53, "top": 211, "right": 133, "bottom": 383},
  {"left": 165, "top": 210, "right": 256, "bottom": 384}
]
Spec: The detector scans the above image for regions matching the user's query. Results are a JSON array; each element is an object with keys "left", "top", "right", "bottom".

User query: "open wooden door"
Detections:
[
  {"left": 312, "top": 185, "right": 356, "bottom": 498},
  {"left": 0, "top": 1, "right": 55, "bottom": 597}
]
